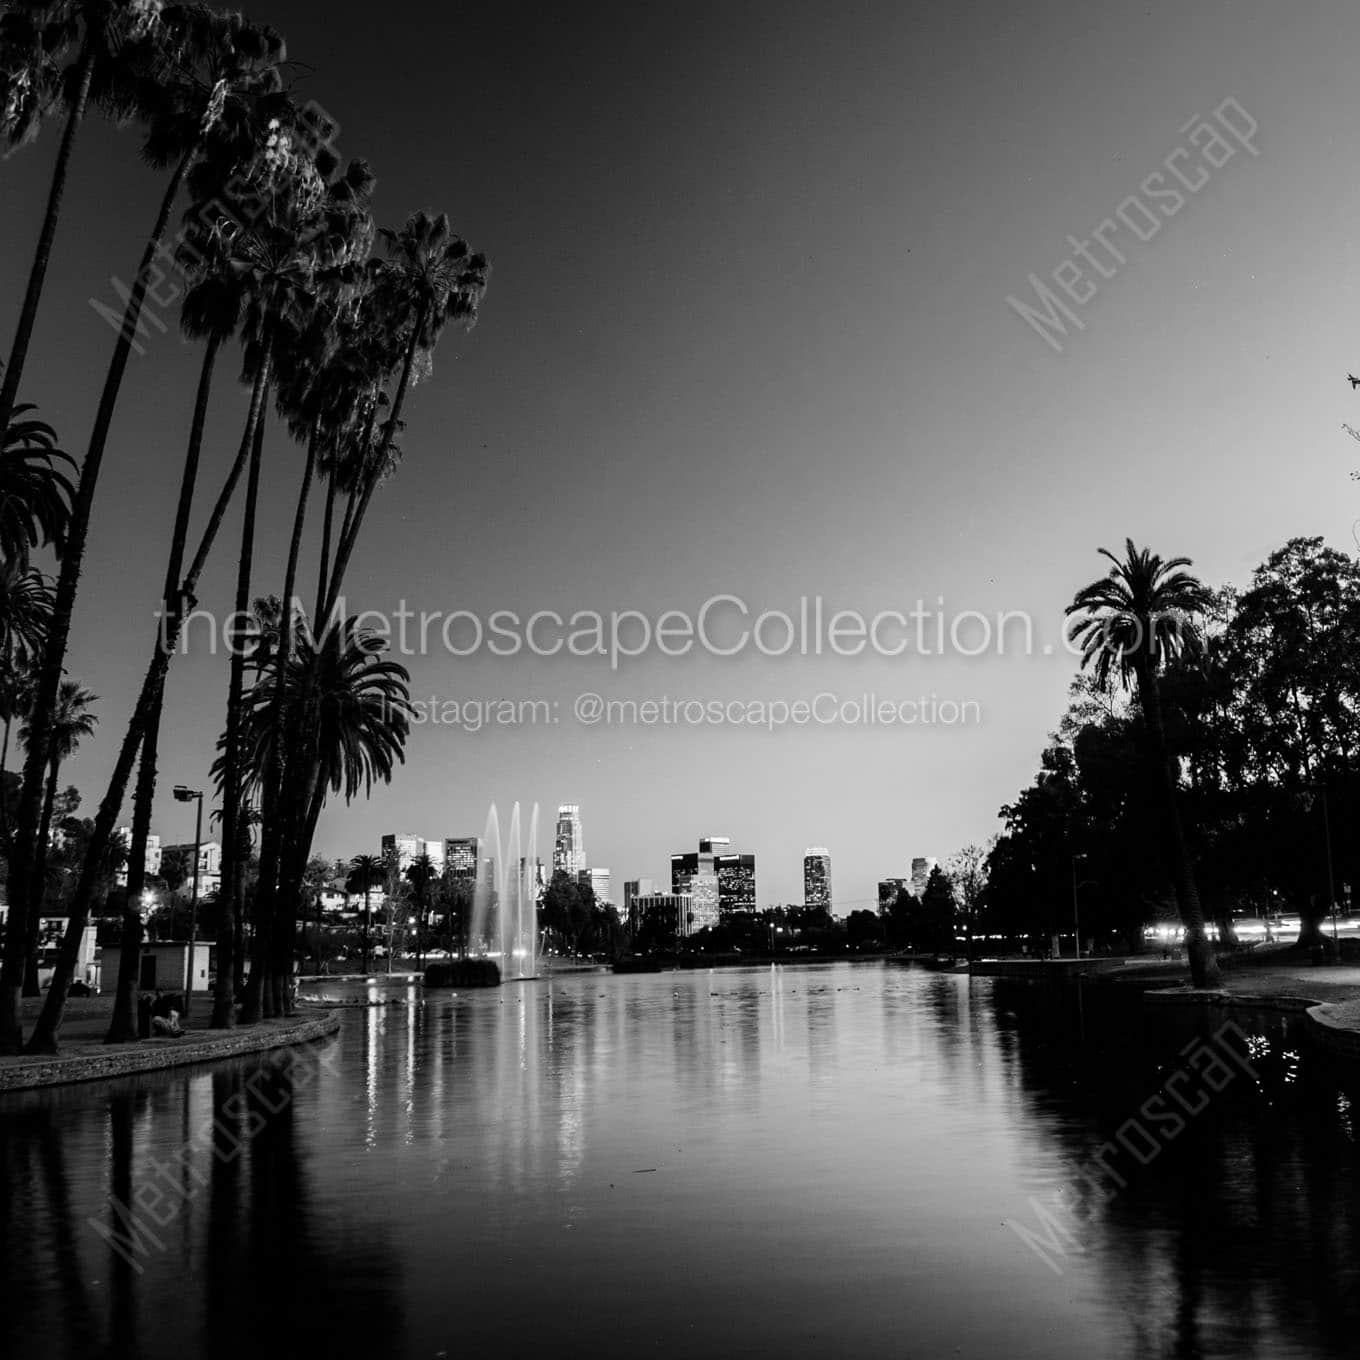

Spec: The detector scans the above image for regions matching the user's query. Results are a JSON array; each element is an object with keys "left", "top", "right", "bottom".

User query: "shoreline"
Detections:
[{"left": 0, "top": 1010, "right": 342, "bottom": 1094}]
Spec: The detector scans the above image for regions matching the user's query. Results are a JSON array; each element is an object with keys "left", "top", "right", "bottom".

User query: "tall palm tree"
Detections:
[
  {"left": 105, "top": 220, "right": 246, "bottom": 1042},
  {"left": 0, "top": 402, "right": 74, "bottom": 569},
  {"left": 19, "top": 678, "right": 95, "bottom": 993},
  {"left": 1067, "top": 540, "right": 1219, "bottom": 986},
  {"left": 347, "top": 852, "right": 382, "bottom": 974},
  {"left": 320, "top": 210, "right": 488, "bottom": 622},
  {"left": 2, "top": 5, "right": 285, "bottom": 1054},
  {"left": 0, "top": 0, "right": 156, "bottom": 435}
]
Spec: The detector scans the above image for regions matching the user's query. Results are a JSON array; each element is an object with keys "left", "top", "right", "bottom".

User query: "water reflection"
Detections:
[{"left": 3, "top": 964, "right": 1359, "bottom": 1358}]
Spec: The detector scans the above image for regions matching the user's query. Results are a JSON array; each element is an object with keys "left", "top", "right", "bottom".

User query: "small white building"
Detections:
[{"left": 137, "top": 941, "right": 213, "bottom": 993}]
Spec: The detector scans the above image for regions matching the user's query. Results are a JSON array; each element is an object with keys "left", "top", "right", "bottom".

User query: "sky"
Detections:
[{"left": 3, "top": 0, "right": 1360, "bottom": 910}]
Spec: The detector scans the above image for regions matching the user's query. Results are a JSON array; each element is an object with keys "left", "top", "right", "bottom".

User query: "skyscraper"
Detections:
[
  {"left": 715, "top": 851, "right": 757, "bottom": 913},
  {"left": 910, "top": 856, "right": 938, "bottom": 897},
  {"left": 580, "top": 866, "right": 612, "bottom": 906},
  {"left": 671, "top": 838, "right": 723, "bottom": 930},
  {"left": 444, "top": 837, "right": 480, "bottom": 889},
  {"left": 554, "top": 804, "right": 585, "bottom": 877},
  {"left": 804, "top": 848, "right": 833, "bottom": 914},
  {"left": 382, "top": 832, "right": 422, "bottom": 874}
]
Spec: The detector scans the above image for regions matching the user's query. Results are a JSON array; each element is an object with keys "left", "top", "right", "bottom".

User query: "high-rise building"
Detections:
[
  {"left": 804, "top": 848, "right": 833, "bottom": 914},
  {"left": 421, "top": 839, "right": 446, "bottom": 874},
  {"left": 910, "top": 856, "right": 938, "bottom": 897},
  {"left": 579, "top": 866, "right": 612, "bottom": 906},
  {"left": 444, "top": 837, "right": 480, "bottom": 884},
  {"left": 382, "top": 833, "right": 422, "bottom": 874},
  {"left": 716, "top": 852, "right": 756, "bottom": 913},
  {"left": 671, "top": 838, "right": 722, "bottom": 931},
  {"left": 554, "top": 804, "right": 585, "bottom": 877},
  {"left": 623, "top": 877, "right": 656, "bottom": 929},
  {"left": 878, "top": 877, "right": 911, "bottom": 910}
]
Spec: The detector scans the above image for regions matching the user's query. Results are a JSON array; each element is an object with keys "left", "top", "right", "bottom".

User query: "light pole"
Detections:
[
  {"left": 1071, "top": 854, "right": 1087, "bottom": 959},
  {"left": 174, "top": 786, "right": 203, "bottom": 1018}
]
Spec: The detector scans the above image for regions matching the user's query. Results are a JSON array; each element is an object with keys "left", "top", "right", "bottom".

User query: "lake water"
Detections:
[{"left": 4, "top": 961, "right": 1359, "bottom": 1358}]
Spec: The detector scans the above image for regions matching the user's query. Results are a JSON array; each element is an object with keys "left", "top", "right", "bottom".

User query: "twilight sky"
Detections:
[{"left": 3, "top": 0, "right": 1359, "bottom": 909}]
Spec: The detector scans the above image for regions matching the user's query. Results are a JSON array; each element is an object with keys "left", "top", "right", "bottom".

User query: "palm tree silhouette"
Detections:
[
  {"left": 19, "top": 678, "right": 95, "bottom": 993},
  {"left": 348, "top": 853, "right": 383, "bottom": 974},
  {"left": 1067, "top": 540, "right": 1220, "bottom": 986},
  {"left": 0, "top": 401, "right": 73, "bottom": 568}
]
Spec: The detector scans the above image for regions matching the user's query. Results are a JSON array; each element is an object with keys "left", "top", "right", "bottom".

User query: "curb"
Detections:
[{"left": 0, "top": 1011, "right": 342, "bottom": 1093}]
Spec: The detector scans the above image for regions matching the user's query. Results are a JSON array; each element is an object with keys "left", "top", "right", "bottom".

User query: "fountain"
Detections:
[{"left": 468, "top": 800, "right": 542, "bottom": 980}]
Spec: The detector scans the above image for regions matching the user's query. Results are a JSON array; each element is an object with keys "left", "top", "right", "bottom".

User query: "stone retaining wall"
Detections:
[{"left": 0, "top": 1011, "right": 341, "bottom": 1093}]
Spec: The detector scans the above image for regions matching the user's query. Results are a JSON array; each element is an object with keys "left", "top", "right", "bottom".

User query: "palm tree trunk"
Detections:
[
  {"left": 315, "top": 469, "right": 337, "bottom": 623},
  {"left": 0, "top": 43, "right": 96, "bottom": 437},
  {"left": 24, "top": 336, "right": 274, "bottom": 1055},
  {"left": 246, "top": 429, "right": 318, "bottom": 1016},
  {"left": 107, "top": 335, "right": 221, "bottom": 1043},
  {"left": 1141, "top": 664, "right": 1220, "bottom": 988},
  {"left": 233, "top": 416, "right": 271, "bottom": 1025},
  {"left": 2, "top": 145, "right": 198, "bottom": 1054},
  {"left": 20, "top": 759, "right": 60, "bottom": 997}
]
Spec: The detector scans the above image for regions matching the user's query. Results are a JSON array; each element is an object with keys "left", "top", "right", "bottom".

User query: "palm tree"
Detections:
[
  {"left": 0, "top": 562, "right": 50, "bottom": 834},
  {"left": 1067, "top": 540, "right": 1220, "bottom": 986},
  {"left": 320, "top": 210, "right": 488, "bottom": 622},
  {"left": 234, "top": 617, "right": 411, "bottom": 1019},
  {"left": 105, "top": 220, "right": 246, "bottom": 1043},
  {"left": 0, "top": 402, "right": 74, "bottom": 569},
  {"left": 19, "top": 678, "right": 95, "bottom": 993},
  {"left": 0, "top": 0, "right": 156, "bottom": 435},
  {"left": 347, "top": 853, "right": 382, "bottom": 974},
  {"left": 2, "top": 5, "right": 285, "bottom": 1054}
]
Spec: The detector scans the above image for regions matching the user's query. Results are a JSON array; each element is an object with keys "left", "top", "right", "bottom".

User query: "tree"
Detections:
[
  {"left": 404, "top": 853, "right": 436, "bottom": 970},
  {"left": 1067, "top": 540, "right": 1220, "bottom": 987},
  {"left": 347, "top": 852, "right": 382, "bottom": 973},
  {"left": 0, "top": 403, "right": 74, "bottom": 569},
  {"left": 0, "top": 0, "right": 160, "bottom": 435},
  {"left": 2, "top": 2, "right": 287, "bottom": 1053},
  {"left": 19, "top": 678, "right": 95, "bottom": 992},
  {"left": 947, "top": 844, "right": 991, "bottom": 961}
]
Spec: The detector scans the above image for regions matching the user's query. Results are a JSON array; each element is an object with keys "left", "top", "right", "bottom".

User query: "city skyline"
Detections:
[{"left": 6, "top": 3, "right": 1354, "bottom": 916}]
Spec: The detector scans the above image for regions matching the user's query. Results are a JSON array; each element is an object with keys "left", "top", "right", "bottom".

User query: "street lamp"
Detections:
[
  {"left": 1071, "top": 854, "right": 1089, "bottom": 959},
  {"left": 174, "top": 785, "right": 203, "bottom": 1017}
]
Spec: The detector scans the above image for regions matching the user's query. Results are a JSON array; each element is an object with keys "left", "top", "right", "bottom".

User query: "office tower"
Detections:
[
  {"left": 716, "top": 851, "right": 756, "bottom": 913},
  {"left": 671, "top": 838, "right": 722, "bottom": 931},
  {"left": 381, "top": 833, "right": 422, "bottom": 874},
  {"left": 579, "top": 866, "right": 612, "bottom": 906},
  {"left": 421, "top": 839, "right": 446, "bottom": 874},
  {"left": 444, "top": 837, "right": 480, "bottom": 888},
  {"left": 879, "top": 877, "right": 911, "bottom": 909},
  {"left": 624, "top": 877, "right": 657, "bottom": 931},
  {"left": 804, "top": 848, "right": 833, "bottom": 913},
  {"left": 910, "top": 856, "right": 938, "bottom": 898},
  {"left": 554, "top": 804, "right": 585, "bottom": 876}
]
